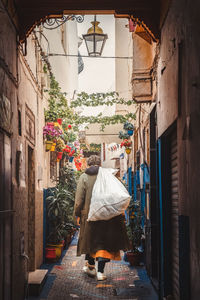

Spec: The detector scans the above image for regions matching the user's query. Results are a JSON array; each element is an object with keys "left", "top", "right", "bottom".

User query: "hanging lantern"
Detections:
[{"left": 83, "top": 15, "right": 108, "bottom": 57}]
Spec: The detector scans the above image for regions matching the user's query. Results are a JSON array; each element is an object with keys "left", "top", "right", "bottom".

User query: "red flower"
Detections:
[{"left": 68, "top": 124, "right": 72, "bottom": 129}]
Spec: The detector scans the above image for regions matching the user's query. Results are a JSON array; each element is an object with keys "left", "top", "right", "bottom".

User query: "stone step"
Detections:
[{"left": 28, "top": 269, "right": 48, "bottom": 296}]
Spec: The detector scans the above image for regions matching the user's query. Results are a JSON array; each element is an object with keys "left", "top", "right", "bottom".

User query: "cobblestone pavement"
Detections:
[{"left": 29, "top": 235, "right": 158, "bottom": 300}]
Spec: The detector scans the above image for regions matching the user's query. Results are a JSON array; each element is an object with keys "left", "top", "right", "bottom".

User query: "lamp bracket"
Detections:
[{"left": 43, "top": 15, "right": 84, "bottom": 30}]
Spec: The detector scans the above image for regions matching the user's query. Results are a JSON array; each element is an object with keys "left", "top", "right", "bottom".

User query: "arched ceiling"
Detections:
[{"left": 12, "top": 0, "right": 160, "bottom": 42}]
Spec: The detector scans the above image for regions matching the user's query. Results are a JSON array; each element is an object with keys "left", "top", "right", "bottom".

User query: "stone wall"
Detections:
[{"left": 158, "top": 0, "right": 200, "bottom": 298}]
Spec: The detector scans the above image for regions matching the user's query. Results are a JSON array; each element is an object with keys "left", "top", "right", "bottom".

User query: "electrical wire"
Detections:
[{"left": 48, "top": 53, "right": 133, "bottom": 59}]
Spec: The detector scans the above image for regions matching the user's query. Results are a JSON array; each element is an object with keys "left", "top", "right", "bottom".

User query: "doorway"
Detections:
[{"left": 158, "top": 123, "right": 180, "bottom": 299}]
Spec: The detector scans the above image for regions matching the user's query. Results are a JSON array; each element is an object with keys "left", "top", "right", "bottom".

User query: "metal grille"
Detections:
[{"left": 170, "top": 131, "right": 179, "bottom": 299}]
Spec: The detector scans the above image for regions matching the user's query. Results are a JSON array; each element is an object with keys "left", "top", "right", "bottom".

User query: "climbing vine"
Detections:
[
  {"left": 73, "top": 113, "right": 136, "bottom": 131},
  {"left": 44, "top": 77, "right": 136, "bottom": 131},
  {"left": 70, "top": 91, "right": 135, "bottom": 107},
  {"left": 44, "top": 76, "right": 74, "bottom": 123}
]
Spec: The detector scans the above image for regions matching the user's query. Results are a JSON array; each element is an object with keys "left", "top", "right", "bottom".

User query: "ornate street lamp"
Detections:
[{"left": 82, "top": 16, "right": 108, "bottom": 57}]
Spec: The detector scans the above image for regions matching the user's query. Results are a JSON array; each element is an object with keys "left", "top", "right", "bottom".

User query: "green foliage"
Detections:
[
  {"left": 89, "top": 143, "right": 101, "bottom": 152},
  {"left": 70, "top": 91, "right": 135, "bottom": 107},
  {"left": 44, "top": 77, "right": 136, "bottom": 131},
  {"left": 123, "top": 121, "right": 134, "bottom": 131},
  {"left": 81, "top": 143, "right": 101, "bottom": 152},
  {"left": 118, "top": 130, "right": 130, "bottom": 140},
  {"left": 46, "top": 166, "right": 77, "bottom": 244},
  {"left": 75, "top": 113, "right": 136, "bottom": 131},
  {"left": 44, "top": 76, "right": 74, "bottom": 123},
  {"left": 62, "top": 131, "right": 77, "bottom": 143},
  {"left": 43, "top": 64, "right": 47, "bottom": 74},
  {"left": 126, "top": 200, "right": 143, "bottom": 253}
]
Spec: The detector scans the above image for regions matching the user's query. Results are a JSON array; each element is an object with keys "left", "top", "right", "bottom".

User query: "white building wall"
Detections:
[
  {"left": 115, "top": 18, "right": 133, "bottom": 115},
  {"left": 37, "top": 20, "right": 78, "bottom": 99}
]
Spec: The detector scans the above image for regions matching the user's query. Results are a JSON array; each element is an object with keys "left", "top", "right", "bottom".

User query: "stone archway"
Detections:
[{"left": 5, "top": 0, "right": 160, "bottom": 42}]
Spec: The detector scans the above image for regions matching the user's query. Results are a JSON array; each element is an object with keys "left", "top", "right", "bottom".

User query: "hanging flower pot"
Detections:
[
  {"left": 50, "top": 142, "right": 56, "bottom": 151},
  {"left": 127, "top": 130, "right": 134, "bottom": 136},
  {"left": 45, "top": 140, "right": 53, "bottom": 151},
  {"left": 125, "top": 147, "right": 131, "bottom": 154},
  {"left": 57, "top": 118, "right": 62, "bottom": 125},
  {"left": 46, "top": 122, "right": 54, "bottom": 128},
  {"left": 69, "top": 156, "right": 74, "bottom": 163},
  {"left": 57, "top": 152, "right": 63, "bottom": 160},
  {"left": 54, "top": 122, "right": 60, "bottom": 127}
]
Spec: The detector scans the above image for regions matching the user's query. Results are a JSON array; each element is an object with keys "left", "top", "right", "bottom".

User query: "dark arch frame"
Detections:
[{"left": 5, "top": 0, "right": 160, "bottom": 42}]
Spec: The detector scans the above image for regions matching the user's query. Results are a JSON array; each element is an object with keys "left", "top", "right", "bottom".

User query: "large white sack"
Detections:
[{"left": 87, "top": 167, "right": 130, "bottom": 221}]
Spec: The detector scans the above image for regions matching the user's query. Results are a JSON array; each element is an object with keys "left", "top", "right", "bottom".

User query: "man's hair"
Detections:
[{"left": 87, "top": 155, "right": 101, "bottom": 166}]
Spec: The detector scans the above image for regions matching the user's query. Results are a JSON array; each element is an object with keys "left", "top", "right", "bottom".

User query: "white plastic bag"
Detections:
[{"left": 87, "top": 167, "right": 130, "bottom": 221}]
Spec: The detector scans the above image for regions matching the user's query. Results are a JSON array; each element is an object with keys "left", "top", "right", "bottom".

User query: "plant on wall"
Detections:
[
  {"left": 123, "top": 121, "right": 134, "bottom": 131},
  {"left": 43, "top": 124, "right": 63, "bottom": 141},
  {"left": 44, "top": 77, "right": 136, "bottom": 131},
  {"left": 44, "top": 76, "right": 75, "bottom": 123},
  {"left": 118, "top": 130, "right": 130, "bottom": 140},
  {"left": 62, "top": 130, "right": 77, "bottom": 143}
]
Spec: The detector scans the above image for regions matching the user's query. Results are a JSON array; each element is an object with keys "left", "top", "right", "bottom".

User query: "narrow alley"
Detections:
[
  {"left": 29, "top": 234, "right": 158, "bottom": 300},
  {"left": 1, "top": 0, "right": 200, "bottom": 300}
]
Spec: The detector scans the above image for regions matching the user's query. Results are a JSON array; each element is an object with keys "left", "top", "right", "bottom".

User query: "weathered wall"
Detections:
[
  {"left": 0, "top": 4, "right": 56, "bottom": 298},
  {"left": 158, "top": 0, "right": 200, "bottom": 298},
  {"left": 115, "top": 18, "right": 133, "bottom": 114},
  {"left": 40, "top": 20, "right": 78, "bottom": 99},
  {"left": 0, "top": 4, "right": 28, "bottom": 299}
]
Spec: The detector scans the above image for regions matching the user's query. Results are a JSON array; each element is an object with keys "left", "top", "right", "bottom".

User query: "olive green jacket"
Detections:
[{"left": 74, "top": 166, "right": 129, "bottom": 256}]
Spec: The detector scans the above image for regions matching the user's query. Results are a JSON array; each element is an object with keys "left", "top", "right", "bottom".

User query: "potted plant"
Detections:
[
  {"left": 46, "top": 179, "right": 76, "bottom": 259},
  {"left": 126, "top": 200, "right": 143, "bottom": 266},
  {"left": 121, "top": 139, "right": 132, "bottom": 153},
  {"left": 123, "top": 121, "right": 135, "bottom": 136},
  {"left": 43, "top": 124, "right": 63, "bottom": 151},
  {"left": 55, "top": 137, "right": 65, "bottom": 159},
  {"left": 118, "top": 130, "right": 130, "bottom": 140}
]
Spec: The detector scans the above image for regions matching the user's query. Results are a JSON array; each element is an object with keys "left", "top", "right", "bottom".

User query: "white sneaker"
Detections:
[
  {"left": 97, "top": 272, "right": 107, "bottom": 281},
  {"left": 83, "top": 263, "right": 96, "bottom": 277}
]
